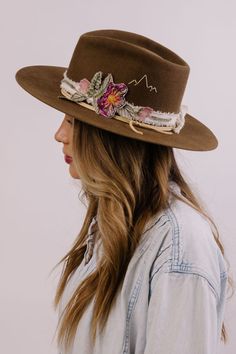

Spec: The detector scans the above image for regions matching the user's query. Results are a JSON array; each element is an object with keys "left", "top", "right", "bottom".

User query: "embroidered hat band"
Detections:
[{"left": 58, "top": 70, "right": 188, "bottom": 136}]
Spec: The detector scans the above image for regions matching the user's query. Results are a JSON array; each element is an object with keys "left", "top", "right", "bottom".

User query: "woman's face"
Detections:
[{"left": 54, "top": 114, "right": 80, "bottom": 179}]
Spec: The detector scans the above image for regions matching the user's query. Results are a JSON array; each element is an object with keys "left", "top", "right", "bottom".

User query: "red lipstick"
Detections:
[{"left": 64, "top": 155, "right": 73, "bottom": 164}]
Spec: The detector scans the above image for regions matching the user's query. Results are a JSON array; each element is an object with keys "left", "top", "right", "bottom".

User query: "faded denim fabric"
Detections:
[{"left": 58, "top": 182, "right": 228, "bottom": 354}]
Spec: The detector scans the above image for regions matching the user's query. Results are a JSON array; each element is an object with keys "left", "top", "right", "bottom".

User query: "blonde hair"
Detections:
[{"left": 52, "top": 117, "right": 234, "bottom": 353}]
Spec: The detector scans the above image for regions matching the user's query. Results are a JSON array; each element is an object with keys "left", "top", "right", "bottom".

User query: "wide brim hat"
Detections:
[{"left": 15, "top": 28, "right": 218, "bottom": 151}]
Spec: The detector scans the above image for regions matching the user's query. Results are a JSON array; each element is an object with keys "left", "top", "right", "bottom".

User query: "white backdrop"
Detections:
[{"left": 1, "top": 1, "right": 235, "bottom": 353}]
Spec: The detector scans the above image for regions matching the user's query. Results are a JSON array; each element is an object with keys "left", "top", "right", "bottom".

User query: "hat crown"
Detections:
[{"left": 66, "top": 29, "right": 190, "bottom": 113}]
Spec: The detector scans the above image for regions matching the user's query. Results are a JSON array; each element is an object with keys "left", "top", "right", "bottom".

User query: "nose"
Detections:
[{"left": 54, "top": 121, "right": 69, "bottom": 144}]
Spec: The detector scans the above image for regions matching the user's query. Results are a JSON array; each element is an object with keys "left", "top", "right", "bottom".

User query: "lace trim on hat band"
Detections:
[{"left": 58, "top": 70, "right": 188, "bottom": 135}]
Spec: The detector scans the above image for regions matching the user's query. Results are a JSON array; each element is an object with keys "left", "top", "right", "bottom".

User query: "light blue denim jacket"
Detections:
[{"left": 58, "top": 182, "right": 228, "bottom": 354}]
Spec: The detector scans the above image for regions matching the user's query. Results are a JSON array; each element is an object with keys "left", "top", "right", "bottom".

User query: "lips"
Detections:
[{"left": 64, "top": 155, "right": 73, "bottom": 164}]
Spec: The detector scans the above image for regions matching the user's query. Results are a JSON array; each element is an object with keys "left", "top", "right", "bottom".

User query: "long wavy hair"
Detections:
[{"left": 52, "top": 116, "right": 234, "bottom": 353}]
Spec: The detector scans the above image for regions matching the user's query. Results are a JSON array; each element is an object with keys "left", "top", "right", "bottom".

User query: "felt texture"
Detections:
[{"left": 15, "top": 29, "right": 218, "bottom": 151}]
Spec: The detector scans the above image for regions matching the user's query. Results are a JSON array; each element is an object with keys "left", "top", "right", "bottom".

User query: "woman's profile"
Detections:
[{"left": 15, "top": 29, "right": 234, "bottom": 354}]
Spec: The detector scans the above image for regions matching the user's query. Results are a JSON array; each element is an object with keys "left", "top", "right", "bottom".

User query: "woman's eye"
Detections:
[{"left": 66, "top": 119, "right": 72, "bottom": 125}]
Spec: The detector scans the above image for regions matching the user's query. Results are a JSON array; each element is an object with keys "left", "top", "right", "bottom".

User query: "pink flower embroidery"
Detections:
[
  {"left": 97, "top": 82, "right": 128, "bottom": 118},
  {"left": 137, "top": 107, "right": 154, "bottom": 121},
  {"left": 74, "top": 78, "right": 90, "bottom": 94}
]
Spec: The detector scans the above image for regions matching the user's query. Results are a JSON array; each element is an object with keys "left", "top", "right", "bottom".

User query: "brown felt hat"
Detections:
[{"left": 15, "top": 28, "right": 218, "bottom": 151}]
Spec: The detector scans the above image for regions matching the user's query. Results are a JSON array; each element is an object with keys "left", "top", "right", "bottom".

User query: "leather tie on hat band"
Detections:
[{"left": 58, "top": 70, "right": 188, "bottom": 135}]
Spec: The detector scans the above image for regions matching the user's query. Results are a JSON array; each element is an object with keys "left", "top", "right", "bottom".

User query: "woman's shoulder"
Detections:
[{"left": 145, "top": 184, "right": 228, "bottom": 300}]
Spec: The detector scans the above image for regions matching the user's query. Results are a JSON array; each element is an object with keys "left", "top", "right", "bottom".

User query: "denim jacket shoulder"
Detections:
[{"left": 147, "top": 183, "right": 228, "bottom": 303}]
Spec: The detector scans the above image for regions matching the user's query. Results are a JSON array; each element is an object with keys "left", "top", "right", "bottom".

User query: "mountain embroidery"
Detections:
[{"left": 128, "top": 74, "right": 157, "bottom": 93}]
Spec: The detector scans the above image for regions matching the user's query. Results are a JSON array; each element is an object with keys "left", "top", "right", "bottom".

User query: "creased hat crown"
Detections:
[{"left": 66, "top": 29, "right": 190, "bottom": 114}]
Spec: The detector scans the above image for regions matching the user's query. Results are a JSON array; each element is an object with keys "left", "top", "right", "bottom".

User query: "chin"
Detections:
[
  {"left": 69, "top": 164, "right": 80, "bottom": 179},
  {"left": 70, "top": 173, "right": 80, "bottom": 179},
  {"left": 70, "top": 172, "right": 80, "bottom": 179}
]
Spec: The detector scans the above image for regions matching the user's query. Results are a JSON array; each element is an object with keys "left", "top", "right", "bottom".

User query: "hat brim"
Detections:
[{"left": 15, "top": 65, "right": 218, "bottom": 151}]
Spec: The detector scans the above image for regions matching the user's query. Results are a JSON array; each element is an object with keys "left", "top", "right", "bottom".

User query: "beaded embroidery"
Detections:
[{"left": 58, "top": 70, "right": 188, "bottom": 135}]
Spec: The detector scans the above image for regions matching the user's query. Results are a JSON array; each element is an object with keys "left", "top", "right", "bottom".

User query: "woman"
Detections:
[{"left": 15, "top": 29, "right": 233, "bottom": 354}]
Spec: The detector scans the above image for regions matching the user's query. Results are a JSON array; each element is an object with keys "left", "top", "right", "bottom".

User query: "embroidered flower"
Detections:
[
  {"left": 74, "top": 78, "right": 90, "bottom": 94},
  {"left": 137, "top": 107, "right": 154, "bottom": 121},
  {"left": 59, "top": 70, "right": 188, "bottom": 135},
  {"left": 96, "top": 82, "right": 128, "bottom": 118}
]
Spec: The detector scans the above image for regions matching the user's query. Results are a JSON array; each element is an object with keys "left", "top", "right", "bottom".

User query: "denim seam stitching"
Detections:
[
  {"left": 165, "top": 269, "right": 220, "bottom": 301},
  {"left": 122, "top": 265, "right": 145, "bottom": 354},
  {"left": 165, "top": 207, "right": 181, "bottom": 265},
  {"left": 151, "top": 266, "right": 220, "bottom": 301}
]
